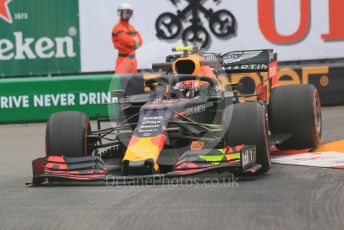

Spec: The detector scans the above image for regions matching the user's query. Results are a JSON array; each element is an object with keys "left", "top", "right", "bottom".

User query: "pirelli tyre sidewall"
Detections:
[
  {"left": 46, "top": 111, "right": 91, "bottom": 157},
  {"left": 222, "top": 102, "right": 271, "bottom": 174},
  {"left": 269, "top": 84, "right": 322, "bottom": 150}
]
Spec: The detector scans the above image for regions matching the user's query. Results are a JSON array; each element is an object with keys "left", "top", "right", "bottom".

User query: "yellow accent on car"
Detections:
[
  {"left": 225, "top": 152, "right": 241, "bottom": 161},
  {"left": 123, "top": 135, "right": 166, "bottom": 172},
  {"left": 191, "top": 141, "right": 205, "bottom": 150},
  {"left": 172, "top": 46, "right": 200, "bottom": 52}
]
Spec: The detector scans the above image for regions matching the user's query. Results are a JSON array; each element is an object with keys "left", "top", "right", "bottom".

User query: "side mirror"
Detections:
[
  {"left": 225, "top": 83, "right": 243, "bottom": 92},
  {"left": 111, "top": 90, "right": 125, "bottom": 98},
  {"left": 207, "top": 95, "right": 223, "bottom": 102},
  {"left": 111, "top": 90, "right": 129, "bottom": 111}
]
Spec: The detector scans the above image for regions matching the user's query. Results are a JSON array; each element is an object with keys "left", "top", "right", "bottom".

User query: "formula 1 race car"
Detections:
[{"left": 27, "top": 46, "right": 322, "bottom": 186}]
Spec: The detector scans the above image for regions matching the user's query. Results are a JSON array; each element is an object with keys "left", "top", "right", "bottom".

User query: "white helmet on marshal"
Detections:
[{"left": 118, "top": 2, "right": 133, "bottom": 12}]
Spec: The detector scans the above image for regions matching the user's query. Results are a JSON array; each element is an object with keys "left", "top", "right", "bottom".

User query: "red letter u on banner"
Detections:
[
  {"left": 258, "top": 0, "right": 311, "bottom": 44},
  {"left": 321, "top": 0, "right": 344, "bottom": 41}
]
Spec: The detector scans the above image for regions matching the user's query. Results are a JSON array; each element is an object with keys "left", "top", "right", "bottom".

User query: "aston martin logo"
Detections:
[{"left": 0, "top": 0, "right": 12, "bottom": 24}]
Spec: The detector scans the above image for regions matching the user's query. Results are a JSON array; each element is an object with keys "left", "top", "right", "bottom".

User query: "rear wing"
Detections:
[
  {"left": 152, "top": 48, "right": 278, "bottom": 87},
  {"left": 203, "top": 49, "right": 278, "bottom": 87},
  {"left": 203, "top": 49, "right": 277, "bottom": 73}
]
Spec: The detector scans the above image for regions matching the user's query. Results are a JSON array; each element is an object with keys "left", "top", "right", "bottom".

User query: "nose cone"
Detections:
[{"left": 123, "top": 134, "right": 166, "bottom": 174}]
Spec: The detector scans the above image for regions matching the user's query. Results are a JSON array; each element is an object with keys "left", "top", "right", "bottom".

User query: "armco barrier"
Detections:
[{"left": 0, "top": 74, "right": 121, "bottom": 124}]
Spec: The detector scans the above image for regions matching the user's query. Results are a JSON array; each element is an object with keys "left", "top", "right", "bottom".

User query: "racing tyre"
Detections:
[
  {"left": 269, "top": 85, "right": 322, "bottom": 150},
  {"left": 223, "top": 102, "right": 270, "bottom": 174},
  {"left": 46, "top": 111, "right": 91, "bottom": 157}
]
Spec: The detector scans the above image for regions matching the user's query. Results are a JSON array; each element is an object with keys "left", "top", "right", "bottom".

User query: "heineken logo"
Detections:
[
  {"left": 0, "top": 0, "right": 12, "bottom": 24},
  {"left": 0, "top": 0, "right": 80, "bottom": 76},
  {"left": 0, "top": 32, "right": 76, "bottom": 60}
]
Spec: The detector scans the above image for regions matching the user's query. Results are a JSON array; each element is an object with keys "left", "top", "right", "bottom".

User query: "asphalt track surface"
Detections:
[{"left": 0, "top": 106, "right": 344, "bottom": 230}]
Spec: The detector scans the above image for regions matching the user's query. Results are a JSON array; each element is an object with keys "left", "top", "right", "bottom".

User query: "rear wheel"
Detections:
[
  {"left": 269, "top": 85, "right": 322, "bottom": 150},
  {"left": 223, "top": 102, "right": 270, "bottom": 174},
  {"left": 46, "top": 111, "right": 91, "bottom": 157}
]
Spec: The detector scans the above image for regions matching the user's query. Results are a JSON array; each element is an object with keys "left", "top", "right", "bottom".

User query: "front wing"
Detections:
[{"left": 26, "top": 145, "right": 260, "bottom": 186}]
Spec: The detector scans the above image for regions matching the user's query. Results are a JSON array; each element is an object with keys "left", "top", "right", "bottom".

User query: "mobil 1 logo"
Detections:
[{"left": 241, "top": 145, "right": 256, "bottom": 170}]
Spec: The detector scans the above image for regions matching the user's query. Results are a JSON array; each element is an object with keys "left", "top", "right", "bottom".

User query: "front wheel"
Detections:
[
  {"left": 222, "top": 102, "right": 270, "bottom": 174},
  {"left": 46, "top": 111, "right": 91, "bottom": 157},
  {"left": 269, "top": 85, "right": 322, "bottom": 150}
]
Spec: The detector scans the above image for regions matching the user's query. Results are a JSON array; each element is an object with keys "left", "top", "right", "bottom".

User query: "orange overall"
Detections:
[{"left": 112, "top": 19, "right": 143, "bottom": 74}]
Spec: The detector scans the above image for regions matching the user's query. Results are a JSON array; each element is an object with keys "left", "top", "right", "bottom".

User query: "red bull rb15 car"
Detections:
[{"left": 27, "top": 46, "right": 322, "bottom": 186}]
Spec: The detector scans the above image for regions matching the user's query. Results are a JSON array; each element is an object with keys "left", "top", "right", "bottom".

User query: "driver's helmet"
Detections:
[{"left": 175, "top": 81, "right": 198, "bottom": 90}]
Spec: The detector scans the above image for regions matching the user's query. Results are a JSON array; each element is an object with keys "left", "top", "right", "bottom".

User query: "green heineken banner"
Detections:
[
  {"left": 0, "top": 74, "right": 120, "bottom": 124},
  {"left": 0, "top": 0, "right": 80, "bottom": 76}
]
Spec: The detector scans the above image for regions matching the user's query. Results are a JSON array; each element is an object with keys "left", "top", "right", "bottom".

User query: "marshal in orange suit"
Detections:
[{"left": 112, "top": 2, "right": 143, "bottom": 74}]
